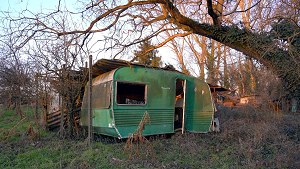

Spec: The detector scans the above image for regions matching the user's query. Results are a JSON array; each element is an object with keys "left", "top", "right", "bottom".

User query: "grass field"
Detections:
[{"left": 0, "top": 105, "right": 299, "bottom": 168}]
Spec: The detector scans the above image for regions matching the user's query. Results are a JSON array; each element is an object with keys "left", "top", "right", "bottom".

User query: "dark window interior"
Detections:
[
  {"left": 116, "top": 82, "right": 146, "bottom": 105},
  {"left": 174, "top": 79, "right": 184, "bottom": 130}
]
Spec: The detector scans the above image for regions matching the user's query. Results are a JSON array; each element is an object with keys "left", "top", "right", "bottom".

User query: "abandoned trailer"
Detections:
[{"left": 80, "top": 59, "right": 215, "bottom": 138}]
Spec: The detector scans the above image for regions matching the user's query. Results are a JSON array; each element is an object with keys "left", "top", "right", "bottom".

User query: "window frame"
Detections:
[{"left": 115, "top": 80, "right": 148, "bottom": 106}]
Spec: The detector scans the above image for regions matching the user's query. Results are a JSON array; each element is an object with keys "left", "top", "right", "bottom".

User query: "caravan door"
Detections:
[
  {"left": 174, "top": 79, "right": 187, "bottom": 133},
  {"left": 182, "top": 79, "right": 187, "bottom": 134}
]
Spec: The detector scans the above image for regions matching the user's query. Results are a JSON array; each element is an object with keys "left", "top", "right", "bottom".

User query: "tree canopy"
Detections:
[{"left": 0, "top": 0, "right": 299, "bottom": 97}]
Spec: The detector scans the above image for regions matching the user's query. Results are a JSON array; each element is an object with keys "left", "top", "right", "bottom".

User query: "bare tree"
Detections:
[
  {"left": 164, "top": 30, "right": 190, "bottom": 74},
  {"left": 0, "top": 39, "right": 34, "bottom": 117},
  {"left": 1, "top": 0, "right": 299, "bottom": 105}
]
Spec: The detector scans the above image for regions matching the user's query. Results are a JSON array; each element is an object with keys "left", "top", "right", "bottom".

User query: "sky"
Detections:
[
  {"left": 0, "top": 0, "right": 194, "bottom": 76},
  {"left": 1, "top": 0, "right": 74, "bottom": 13}
]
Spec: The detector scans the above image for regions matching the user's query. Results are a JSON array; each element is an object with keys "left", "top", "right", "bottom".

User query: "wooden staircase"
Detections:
[{"left": 46, "top": 106, "right": 81, "bottom": 130}]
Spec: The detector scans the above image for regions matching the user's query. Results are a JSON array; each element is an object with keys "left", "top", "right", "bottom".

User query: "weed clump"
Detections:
[{"left": 123, "top": 111, "right": 155, "bottom": 161}]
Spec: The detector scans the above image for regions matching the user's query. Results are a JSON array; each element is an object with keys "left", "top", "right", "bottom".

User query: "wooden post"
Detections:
[
  {"left": 60, "top": 64, "right": 66, "bottom": 138},
  {"left": 35, "top": 73, "right": 39, "bottom": 124},
  {"left": 44, "top": 73, "right": 48, "bottom": 127},
  {"left": 88, "top": 55, "right": 93, "bottom": 146}
]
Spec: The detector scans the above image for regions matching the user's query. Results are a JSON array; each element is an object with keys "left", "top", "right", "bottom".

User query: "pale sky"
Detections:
[
  {"left": 0, "top": 0, "right": 193, "bottom": 76},
  {"left": 1, "top": 0, "right": 75, "bottom": 12}
]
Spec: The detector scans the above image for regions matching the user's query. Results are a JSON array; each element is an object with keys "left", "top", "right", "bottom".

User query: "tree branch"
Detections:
[
  {"left": 206, "top": 0, "right": 221, "bottom": 28},
  {"left": 56, "top": 0, "right": 165, "bottom": 36},
  {"left": 221, "top": 0, "right": 241, "bottom": 16},
  {"left": 130, "top": 31, "right": 192, "bottom": 62}
]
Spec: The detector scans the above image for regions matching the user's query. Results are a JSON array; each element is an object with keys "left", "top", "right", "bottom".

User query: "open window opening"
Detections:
[
  {"left": 116, "top": 81, "right": 147, "bottom": 105},
  {"left": 174, "top": 79, "right": 185, "bottom": 131}
]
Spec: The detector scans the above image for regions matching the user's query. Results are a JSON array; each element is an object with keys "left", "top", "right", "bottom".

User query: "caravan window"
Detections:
[
  {"left": 116, "top": 81, "right": 147, "bottom": 105},
  {"left": 82, "top": 81, "right": 112, "bottom": 109},
  {"left": 92, "top": 81, "right": 112, "bottom": 108}
]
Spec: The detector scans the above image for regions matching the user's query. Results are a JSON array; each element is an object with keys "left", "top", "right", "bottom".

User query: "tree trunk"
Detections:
[
  {"left": 163, "top": 1, "right": 300, "bottom": 98},
  {"left": 223, "top": 48, "right": 229, "bottom": 88}
]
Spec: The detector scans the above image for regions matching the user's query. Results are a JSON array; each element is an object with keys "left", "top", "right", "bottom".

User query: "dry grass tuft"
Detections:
[{"left": 123, "top": 111, "right": 156, "bottom": 161}]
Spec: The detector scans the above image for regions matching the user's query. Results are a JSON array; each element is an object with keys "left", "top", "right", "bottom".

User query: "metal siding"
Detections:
[
  {"left": 116, "top": 124, "right": 174, "bottom": 138},
  {"left": 114, "top": 109, "right": 174, "bottom": 138},
  {"left": 112, "top": 66, "right": 214, "bottom": 135},
  {"left": 80, "top": 69, "right": 117, "bottom": 137},
  {"left": 92, "top": 109, "right": 114, "bottom": 128},
  {"left": 186, "top": 110, "right": 213, "bottom": 132},
  {"left": 113, "top": 67, "right": 175, "bottom": 137},
  {"left": 114, "top": 109, "right": 173, "bottom": 126},
  {"left": 185, "top": 78, "right": 213, "bottom": 132},
  {"left": 81, "top": 65, "right": 214, "bottom": 137},
  {"left": 93, "top": 126, "right": 119, "bottom": 137}
]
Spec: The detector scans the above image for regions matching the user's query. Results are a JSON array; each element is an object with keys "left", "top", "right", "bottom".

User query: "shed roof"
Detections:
[{"left": 91, "top": 59, "right": 180, "bottom": 78}]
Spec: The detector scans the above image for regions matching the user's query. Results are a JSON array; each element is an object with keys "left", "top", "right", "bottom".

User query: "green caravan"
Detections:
[{"left": 80, "top": 59, "right": 214, "bottom": 138}]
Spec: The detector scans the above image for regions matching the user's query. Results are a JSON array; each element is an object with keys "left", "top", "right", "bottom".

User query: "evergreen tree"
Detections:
[{"left": 134, "top": 40, "right": 162, "bottom": 67}]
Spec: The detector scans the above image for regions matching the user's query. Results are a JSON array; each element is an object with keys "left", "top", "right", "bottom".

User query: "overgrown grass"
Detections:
[
  {"left": 0, "top": 105, "right": 47, "bottom": 142},
  {"left": 0, "top": 105, "right": 299, "bottom": 168}
]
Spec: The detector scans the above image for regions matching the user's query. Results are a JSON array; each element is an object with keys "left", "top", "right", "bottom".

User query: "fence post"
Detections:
[
  {"left": 60, "top": 64, "right": 66, "bottom": 138},
  {"left": 88, "top": 55, "right": 93, "bottom": 146}
]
